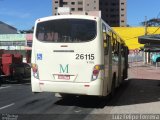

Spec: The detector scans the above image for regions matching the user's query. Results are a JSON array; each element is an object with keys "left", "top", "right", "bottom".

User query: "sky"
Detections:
[
  {"left": 0, "top": 0, "right": 52, "bottom": 30},
  {"left": 127, "top": 0, "right": 160, "bottom": 26},
  {"left": 0, "top": 0, "right": 160, "bottom": 30}
]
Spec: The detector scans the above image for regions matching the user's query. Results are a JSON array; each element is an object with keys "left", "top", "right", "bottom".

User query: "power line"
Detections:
[
  {"left": 151, "top": 27, "right": 160, "bottom": 34},
  {"left": 145, "top": 16, "right": 148, "bottom": 35},
  {"left": 150, "top": 11, "right": 160, "bottom": 35},
  {"left": 156, "top": 11, "right": 160, "bottom": 18},
  {"left": 118, "top": 11, "right": 160, "bottom": 41},
  {"left": 123, "top": 27, "right": 160, "bottom": 41},
  {"left": 125, "top": 36, "right": 140, "bottom": 41}
]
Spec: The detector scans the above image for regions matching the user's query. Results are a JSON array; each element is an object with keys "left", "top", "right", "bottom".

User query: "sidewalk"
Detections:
[{"left": 128, "top": 62, "right": 160, "bottom": 80}]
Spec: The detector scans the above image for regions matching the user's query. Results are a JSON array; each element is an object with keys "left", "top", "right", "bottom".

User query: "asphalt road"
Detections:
[
  {"left": 0, "top": 61, "right": 160, "bottom": 120},
  {"left": 0, "top": 77, "right": 160, "bottom": 120}
]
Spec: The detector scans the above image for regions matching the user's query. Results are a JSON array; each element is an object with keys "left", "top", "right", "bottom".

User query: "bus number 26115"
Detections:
[{"left": 75, "top": 54, "right": 95, "bottom": 60}]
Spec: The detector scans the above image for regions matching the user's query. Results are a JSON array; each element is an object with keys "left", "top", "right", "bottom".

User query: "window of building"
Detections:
[
  {"left": 94, "top": 7, "right": 96, "bottom": 10},
  {"left": 110, "top": 15, "right": 117, "bottom": 18},
  {"left": 78, "top": 8, "right": 83, "bottom": 11},
  {"left": 78, "top": 1, "right": 83, "bottom": 5},
  {"left": 63, "top": 2, "right": 68, "bottom": 5},
  {"left": 55, "top": 1, "right": 58, "bottom": 3},
  {"left": 55, "top": 7, "right": 57, "bottom": 10},
  {"left": 121, "top": 20, "right": 125, "bottom": 23},
  {"left": 121, "top": 8, "right": 124, "bottom": 11},
  {"left": 71, "top": 2, "right": 75, "bottom": 5},
  {"left": 94, "top": 1, "right": 96, "bottom": 3},
  {"left": 87, "top": 4, "right": 89, "bottom": 6},
  {"left": 111, "top": 3, "right": 116, "bottom": 6},
  {"left": 121, "top": 14, "right": 124, "bottom": 17},
  {"left": 110, "top": 20, "right": 117, "bottom": 24},
  {"left": 121, "top": 3, "right": 124, "bottom": 5},
  {"left": 110, "top": 9, "right": 114, "bottom": 12},
  {"left": 71, "top": 8, "right": 75, "bottom": 11},
  {"left": 105, "top": 3, "right": 108, "bottom": 6}
]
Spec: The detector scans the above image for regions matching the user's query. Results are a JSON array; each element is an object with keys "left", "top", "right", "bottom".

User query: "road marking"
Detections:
[
  {"left": 0, "top": 103, "right": 15, "bottom": 110},
  {"left": 0, "top": 86, "right": 11, "bottom": 90}
]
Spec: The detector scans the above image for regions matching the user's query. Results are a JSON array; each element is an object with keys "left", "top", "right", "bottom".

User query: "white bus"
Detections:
[{"left": 31, "top": 15, "right": 128, "bottom": 97}]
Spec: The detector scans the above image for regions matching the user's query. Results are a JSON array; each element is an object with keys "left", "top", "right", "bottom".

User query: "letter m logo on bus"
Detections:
[{"left": 60, "top": 64, "right": 69, "bottom": 73}]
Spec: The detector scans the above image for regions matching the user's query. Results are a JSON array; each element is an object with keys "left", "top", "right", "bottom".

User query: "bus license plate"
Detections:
[{"left": 58, "top": 75, "right": 70, "bottom": 80}]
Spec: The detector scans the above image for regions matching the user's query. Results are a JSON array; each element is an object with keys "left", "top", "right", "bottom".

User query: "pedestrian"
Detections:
[
  {"left": 0, "top": 75, "right": 1, "bottom": 87},
  {"left": 0, "top": 78, "right": 1, "bottom": 86},
  {"left": 0, "top": 65, "right": 3, "bottom": 86}
]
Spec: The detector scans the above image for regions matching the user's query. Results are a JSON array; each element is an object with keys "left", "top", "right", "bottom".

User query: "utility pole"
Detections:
[
  {"left": 144, "top": 16, "right": 151, "bottom": 64},
  {"left": 144, "top": 16, "right": 148, "bottom": 64},
  {"left": 145, "top": 16, "right": 148, "bottom": 35}
]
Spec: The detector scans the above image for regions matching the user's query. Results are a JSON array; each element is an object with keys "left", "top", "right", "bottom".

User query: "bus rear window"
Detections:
[{"left": 36, "top": 19, "right": 97, "bottom": 42}]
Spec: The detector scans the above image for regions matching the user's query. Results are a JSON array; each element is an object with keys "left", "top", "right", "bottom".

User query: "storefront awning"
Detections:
[{"left": 138, "top": 34, "right": 160, "bottom": 44}]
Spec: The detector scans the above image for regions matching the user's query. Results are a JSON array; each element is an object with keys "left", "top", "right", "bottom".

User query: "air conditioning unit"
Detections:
[{"left": 57, "top": 7, "right": 71, "bottom": 15}]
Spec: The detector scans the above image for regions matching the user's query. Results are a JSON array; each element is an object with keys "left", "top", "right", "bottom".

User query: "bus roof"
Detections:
[{"left": 35, "top": 15, "right": 100, "bottom": 23}]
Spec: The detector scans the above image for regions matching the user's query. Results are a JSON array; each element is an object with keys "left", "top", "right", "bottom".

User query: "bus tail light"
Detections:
[
  {"left": 92, "top": 65, "right": 104, "bottom": 81},
  {"left": 32, "top": 63, "right": 39, "bottom": 79}
]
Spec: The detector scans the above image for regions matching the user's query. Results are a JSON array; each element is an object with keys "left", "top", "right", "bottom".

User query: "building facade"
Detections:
[
  {"left": 52, "top": 0, "right": 127, "bottom": 27},
  {"left": 0, "top": 21, "right": 17, "bottom": 34}
]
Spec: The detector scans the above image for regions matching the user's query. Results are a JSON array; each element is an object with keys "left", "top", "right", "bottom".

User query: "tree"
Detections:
[
  {"left": 141, "top": 18, "right": 160, "bottom": 26},
  {"left": 18, "top": 26, "right": 34, "bottom": 34}
]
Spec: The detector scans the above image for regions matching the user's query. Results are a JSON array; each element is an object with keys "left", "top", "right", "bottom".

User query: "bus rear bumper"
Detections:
[{"left": 31, "top": 79, "right": 103, "bottom": 96}]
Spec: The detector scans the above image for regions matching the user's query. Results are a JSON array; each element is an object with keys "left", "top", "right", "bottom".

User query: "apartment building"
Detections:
[{"left": 52, "top": 0, "right": 127, "bottom": 27}]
